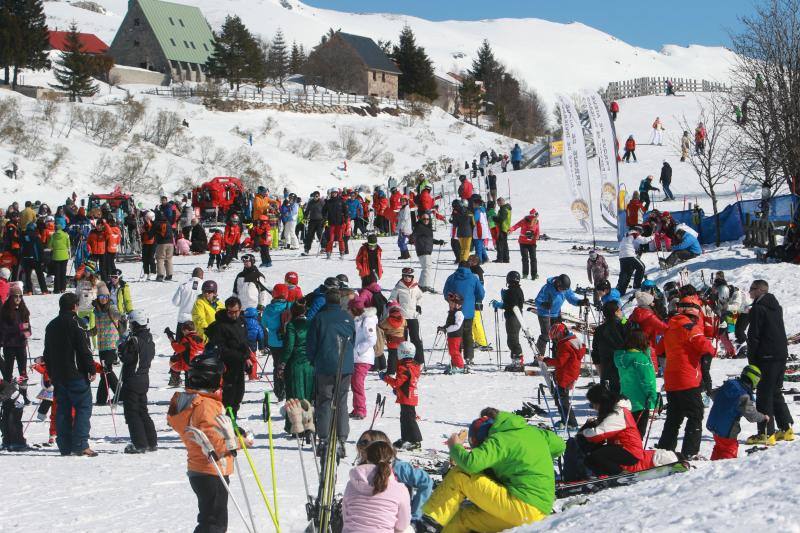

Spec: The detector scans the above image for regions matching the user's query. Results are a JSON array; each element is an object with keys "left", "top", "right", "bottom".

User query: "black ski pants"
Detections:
[
  {"left": 552, "top": 384, "right": 578, "bottom": 426},
  {"left": 142, "top": 244, "right": 156, "bottom": 275},
  {"left": 400, "top": 404, "right": 422, "bottom": 443},
  {"left": 632, "top": 409, "right": 650, "bottom": 440},
  {"left": 462, "top": 318, "right": 474, "bottom": 364},
  {"left": 505, "top": 314, "right": 522, "bottom": 357},
  {"left": 122, "top": 387, "right": 157, "bottom": 450},
  {"left": 95, "top": 349, "right": 119, "bottom": 406},
  {"left": 700, "top": 355, "right": 713, "bottom": 395},
  {"left": 584, "top": 444, "right": 638, "bottom": 476},
  {"left": 663, "top": 250, "right": 698, "bottom": 268},
  {"left": 496, "top": 231, "right": 510, "bottom": 262},
  {"left": 1, "top": 399, "right": 25, "bottom": 447},
  {"left": 53, "top": 260, "right": 68, "bottom": 293},
  {"left": 520, "top": 243, "right": 537, "bottom": 278},
  {"left": 405, "top": 319, "right": 425, "bottom": 365},
  {"left": 189, "top": 473, "right": 229, "bottom": 533},
  {"left": 304, "top": 219, "right": 324, "bottom": 253},
  {"left": 222, "top": 376, "right": 245, "bottom": 420},
  {"left": 617, "top": 256, "right": 645, "bottom": 294},
  {"left": 756, "top": 359, "right": 794, "bottom": 435},
  {"left": 657, "top": 387, "right": 703, "bottom": 457}
]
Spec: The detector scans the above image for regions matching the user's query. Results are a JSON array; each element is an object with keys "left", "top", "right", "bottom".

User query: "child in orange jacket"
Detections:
[
  {"left": 207, "top": 229, "right": 224, "bottom": 270},
  {"left": 380, "top": 342, "right": 422, "bottom": 450},
  {"left": 166, "top": 321, "right": 205, "bottom": 388},
  {"left": 379, "top": 302, "right": 407, "bottom": 375}
]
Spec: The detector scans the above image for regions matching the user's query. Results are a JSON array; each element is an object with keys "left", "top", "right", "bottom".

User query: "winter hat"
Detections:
[
  {"left": 348, "top": 299, "right": 365, "bottom": 313},
  {"left": 0, "top": 267, "right": 10, "bottom": 280},
  {"left": 272, "top": 283, "right": 289, "bottom": 301},
  {"left": 367, "top": 234, "right": 378, "bottom": 246},
  {"left": 398, "top": 341, "right": 416, "bottom": 360},
  {"left": 388, "top": 302, "right": 402, "bottom": 315},
  {"left": 96, "top": 283, "right": 110, "bottom": 297},
  {"left": 9, "top": 284, "right": 23, "bottom": 296},
  {"left": 468, "top": 416, "right": 494, "bottom": 446},
  {"left": 635, "top": 291, "right": 654, "bottom": 307}
]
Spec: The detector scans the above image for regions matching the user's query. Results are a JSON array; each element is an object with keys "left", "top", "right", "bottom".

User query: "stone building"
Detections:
[{"left": 108, "top": 0, "right": 214, "bottom": 85}]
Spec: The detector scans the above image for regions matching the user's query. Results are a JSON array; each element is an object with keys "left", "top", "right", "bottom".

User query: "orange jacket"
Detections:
[
  {"left": 141, "top": 221, "right": 155, "bottom": 245},
  {"left": 625, "top": 138, "right": 636, "bottom": 151},
  {"left": 544, "top": 334, "right": 585, "bottom": 389},
  {"left": 87, "top": 226, "right": 107, "bottom": 255},
  {"left": 663, "top": 314, "right": 714, "bottom": 392},
  {"left": 39, "top": 222, "right": 55, "bottom": 245},
  {"left": 167, "top": 390, "right": 235, "bottom": 476},
  {"left": 355, "top": 244, "right": 382, "bottom": 279},
  {"left": 106, "top": 226, "right": 122, "bottom": 254},
  {"left": 208, "top": 233, "right": 224, "bottom": 254},
  {"left": 224, "top": 223, "right": 242, "bottom": 247}
]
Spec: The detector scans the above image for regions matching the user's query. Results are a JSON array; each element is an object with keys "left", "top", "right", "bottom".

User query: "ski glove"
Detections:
[
  {"left": 436, "top": 326, "right": 446, "bottom": 333},
  {"left": 490, "top": 299, "right": 503, "bottom": 310},
  {"left": 212, "top": 414, "right": 238, "bottom": 451},
  {"left": 300, "top": 399, "right": 315, "bottom": 433},
  {"left": 282, "top": 399, "right": 305, "bottom": 435}
]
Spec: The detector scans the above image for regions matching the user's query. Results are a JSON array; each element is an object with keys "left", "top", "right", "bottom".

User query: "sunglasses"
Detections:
[
  {"left": 97, "top": 295, "right": 109, "bottom": 300},
  {"left": 203, "top": 290, "right": 216, "bottom": 294}
]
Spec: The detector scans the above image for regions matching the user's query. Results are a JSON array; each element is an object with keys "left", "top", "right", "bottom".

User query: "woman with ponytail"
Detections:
[{"left": 342, "top": 440, "right": 412, "bottom": 532}]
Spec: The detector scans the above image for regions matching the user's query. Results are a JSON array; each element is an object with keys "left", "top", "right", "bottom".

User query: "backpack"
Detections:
[{"left": 277, "top": 306, "right": 293, "bottom": 341}]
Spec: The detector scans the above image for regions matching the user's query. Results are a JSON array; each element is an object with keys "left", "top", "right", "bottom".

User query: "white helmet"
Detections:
[
  {"left": 0, "top": 267, "right": 10, "bottom": 280},
  {"left": 145, "top": 210, "right": 155, "bottom": 222},
  {"left": 128, "top": 309, "right": 148, "bottom": 327}
]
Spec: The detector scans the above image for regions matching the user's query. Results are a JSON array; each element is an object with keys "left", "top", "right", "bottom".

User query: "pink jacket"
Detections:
[
  {"left": 342, "top": 464, "right": 411, "bottom": 533},
  {"left": 176, "top": 237, "right": 191, "bottom": 255}
]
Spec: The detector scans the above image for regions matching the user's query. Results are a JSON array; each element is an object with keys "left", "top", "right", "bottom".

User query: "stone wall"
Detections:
[
  {"left": 366, "top": 70, "right": 398, "bottom": 99},
  {"left": 108, "top": 1, "right": 170, "bottom": 79},
  {"left": 109, "top": 65, "right": 169, "bottom": 86}
]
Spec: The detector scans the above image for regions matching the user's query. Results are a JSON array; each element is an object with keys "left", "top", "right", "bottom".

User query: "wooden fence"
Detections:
[
  {"left": 606, "top": 77, "right": 729, "bottom": 100},
  {"left": 141, "top": 87, "right": 404, "bottom": 107}
]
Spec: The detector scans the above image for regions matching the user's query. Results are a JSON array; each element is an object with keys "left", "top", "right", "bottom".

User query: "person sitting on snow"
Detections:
[
  {"left": 660, "top": 228, "right": 701, "bottom": 268},
  {"left": 418, "top": 407, "right": 565, "bottom": 532}
]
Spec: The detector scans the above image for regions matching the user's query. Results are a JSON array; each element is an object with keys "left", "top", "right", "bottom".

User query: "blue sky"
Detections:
[{"left": 303, "top": 0, "right": 754, "bottom": 50}]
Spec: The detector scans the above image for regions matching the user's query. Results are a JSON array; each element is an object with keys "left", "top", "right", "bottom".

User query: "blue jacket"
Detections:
[
  {"left": 442, "top": 267, "right": 485, "bottom": 319},
  {"left": 706, "top": 378, "right": 752, "bottom": 438},
  {"left": 673, "top": 233, "right": 702, "bottom": 255},
  {"left": 243, "top": 308, "right": 265, "bottom": 350},
  {"left": 534, "top": 277, "right": 583, "bottom": 318},
  {"left": 261, "top": 300, "right": 292, "bottom": 348},
  {"left": 306, "top": 303, "right": 355, "bottom": 375},
  {"left": 346, "top": 198, "right": 363, "bottom": 220},
  {"left": 511, "top": 144, "right": 522, "bottom": 162},
  {"left": 393, "top": 459, "right": 433, "bottom": 520},
  {"left": 306, "top": 286, "right": 327, "bottom": 321},
  {"left": 601, "top": 288, "right": 622, "bottom": 306}
]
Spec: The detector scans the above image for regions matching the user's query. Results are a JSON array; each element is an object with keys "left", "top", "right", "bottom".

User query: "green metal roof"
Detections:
[{"left": 137, "top": 0, "right": 214, "bottom": 64}]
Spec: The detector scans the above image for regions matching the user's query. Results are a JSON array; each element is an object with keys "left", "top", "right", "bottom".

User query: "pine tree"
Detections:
[
  {"left": 471, "top": 39, "right": 501, "bottom": 97},
  {"left": 459, "top": 75, "right": 483, "bottom": 124},
  {"left": 205, "top": 15, "right": 258, "bottom": 90},
  {"left": 267, "top": 28, "right": 289, "bottom": 88},
  {"left": 50, "top": 22, "right": 98, "bottom": 102},
  {"left": 249, "top": 37, "right": 269, "bottom": 91},
  {"left": 289, "top": 41, "right": 307, "bottom": 74},
  {"left": 3, "top": 0, "right": 50, "bottom": 88},
  {"left": 391, "top": 25, "right": 437, "bottom": 101}
]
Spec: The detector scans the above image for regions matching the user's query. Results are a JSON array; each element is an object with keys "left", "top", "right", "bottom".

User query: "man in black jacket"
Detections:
[
  {"left": 206, "top": 296, "right": 251, "bottom": 419},
  {"left": 409, "top": 212, "right": 444, "bottom": 293},
  {"left": 119, "top": 310, "right": 157, "bottom": 454},
  {"left": 659, "top": 161, "right": 674, "bottom": 200},
  {"left": 747, "top": 279, "right": 794, "bottom": 443},
  {"left": 43, "top": 293, "right": 97, "bottom": 457},
  {"left": 302, "top": 191, "right": 324, "bottom": 255},
  {"left": 590, "top": 300, "right": 625, "bottom": 393},
  {"left": 323, "top": 189, "right": 348, "bottom": 259},
  {"left": 189, "top": 219, "right": 208, "bottom": 253}
]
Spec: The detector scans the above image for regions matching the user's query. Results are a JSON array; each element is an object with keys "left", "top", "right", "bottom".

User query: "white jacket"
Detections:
[
  {"left": 233, "top": 273, "right": 269, "bottom": 310},
  {"left": 389, "top": 280, "right": 424, "bottom": 320},
  {"left": 354, "top": 308, "right": 378, "bottom": 365},
  {"left": 618, "top": 233, "right": 653, "bottom": 259},
  {"left": 173, "top": 276, "right": 203, "bottom": 322},
  {"left": 76, "top": 278, "right": 97, "bottom": 313},
  {"left": 397, "top": 205, "right": 412, "bottom": 235}
]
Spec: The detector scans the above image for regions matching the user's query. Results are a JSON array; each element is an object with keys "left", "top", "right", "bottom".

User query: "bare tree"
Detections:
[{"left": 678, "top": 96, "right": 738, "bottom": 245}]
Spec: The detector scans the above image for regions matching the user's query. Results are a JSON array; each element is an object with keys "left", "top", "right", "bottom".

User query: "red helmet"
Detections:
[
  {"left": 549, "top": 322, "right": 568, "bottom": 340},
  {"left": 272, "top": 283, "right": 289, "bottom": 300},
  {"left": 285, "top": 271, "right": 299, "bottom": 285}
]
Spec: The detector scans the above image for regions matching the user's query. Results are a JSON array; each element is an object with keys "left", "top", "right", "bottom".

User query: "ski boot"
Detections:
[
  {"left": 504, "top": 356, "right": 525, "bottom": 372},
  {"left": 775, "top": 427, "right": 795, "bottom": 442},
  {"left": 478, "top": 343, "right": 493, "bottom": 352},
  {"left": 167, "top": 371, "right": 182, "bottom": 388},
  {"left": 745, "top": 433, "right": 776, "bottom": 446},
  {"left": 349, "top": 411, "right": 365, "bottom": 420},
  {"left": 401, "top": 441, "right": 421, "bottom": 451},
  {"left": 443, "top": 365, "right": 464, "bottom": 375},
  {"left": 124, "top": 444, "right": 147, "bottom": 454},
  {"left": 416, "top": 516, "right": 444, "bottom": 533},
  {"left": 326, "top": 252, "right": 332, "bottom": 260}
]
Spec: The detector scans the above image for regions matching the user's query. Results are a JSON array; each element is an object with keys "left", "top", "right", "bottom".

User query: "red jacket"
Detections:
[
  {"left": 625, "top": 138, "right": 636, "bottom": 151},
  {"left": 509, "top": 215, "right": 540, "bottom": 245},
  {"left": 610, "top": 101, "right": 619, "bottom": 113},
  {"left": 389, "top": 191, "right": 402, "bottom": 212},
  {"left": 626, "top": 200, "right": 644, "bottom": 226},
  {"left": 286, "top": 285, "right": 303, "bottom": 302},
  {"left": 628, "top": 306, "right": 667, "bottom": 366},
  {"left": 545, "top": 334, "right": 585, "bottom": 389},
  {"left": 106, "top": 226, "right": 122, "bottom": 254},
  {"left": 224, "top": 223, "right": 241, "bottom": 247},
  {"left": 208, "top": 233, "right": 224, "bottom": 254},
  {"left": 375, "top": 196, "right": 389, "bottom": 217},
  {"left": 249, "top": 223, "right": 271, "bottom": 248},
  {"left": 417, "top": 190, "right": 435, "bottom": 211},
  {"left": 170, "top": 333, "right": 205, "bottom": 373},
  {"left": 86, "top": 226, "right": 107, "bottom": 255},
  {"left": 355, "top": 244, "right": 382, "bottom": 279},
  {"left": 458, "top": 180, "right": 474, "bottom": 200},
  {"left": 0, "top": 278, "right": 8, "bottom": 304},
  {"left": 663, "top": 314, "right": 714, "bottom": 392},
  {"left": 582, "top": 401, "right": 652, "bottom": 471},
  {"left": 384, "top": 359, "right": 420, "bottom": 406}
]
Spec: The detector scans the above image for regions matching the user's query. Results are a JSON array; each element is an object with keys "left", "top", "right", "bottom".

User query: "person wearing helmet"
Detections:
[
  {"left": 345, "top": 190, "right": 365, "bottom": 238},
  {"left": 659, "top": 227, "right": 701, "bottom": 269},
  {"left": 356, "top": 234, "right": 383, "bottom": 287},
  {"left": 457, "top": 175, "right": 473, "bottom": 201},
  {"left": 302, "top": 191, "right": 325, "bottom": 255},
  {"left": 538, "top": 322, "right": 583, "bottom": 429},
  {"left": 628, "top": 291, "right": 667, "bottom": 370},
  {"left": 709, "top": 274, "right": 749, "bottom": 357},
  {"left": 470, "top": 196, "right": 490, "bottom": 264},
  {"left": 508, "top": 208, "right": 540, "bottom": 279},
  {"left": 20, "top": 220, "right": 48, "bottom": 294},
  {"left": 0, "top": 267, "right": 10, "bottom": 303},
  {"left": 283, "top": 271, "right": 303, "bottom": 302},
  {"left": 191, "top": 280, "right": 223, "bottom": 342},
  {"left": 305, "top": 277, "right": 340, "bottom": 322},
  {"left": 437, "top": 293, "right": 466, "bottom": 373},
  {"left": 387, "top": 187, "right": 402, "bottom": 234},
  {"left": 261, "top": 284, "right": 293, "bottom": 400},
  {"left": 117, "top": 309, "right": 157, "bottom": 453},
  {"left": 706, "top": 364, "right": 768, "bottom": 460},
  {"left": 249, "top": 215, "right": 272, "bottom": 267},
  {"left": 656, "top": 298, "right": 715, "bottom": 459},
  {"left": 221, "top": 214, "right": 242, "bottom": 268},
  {"left": 389, "top": 267, "right": 425, "bottom": 364},
  {"left": 206, "top": 229, "right": 224, "bottom": 271},
  {"left": 492, "top": 197, "right": 512, "bottom": 263},
  {"left": 409, "top": 211, "right": 445, "bottom": 293},
  {"left": 396, "top": 196, "right": 413, "bottom": 260},
  {"left": 172, "top": 267, "right": 204, "bottom": 338},
  {"left": 421, "top": 407, "right": 564, "bottom": 531},
  {"left": 490, "top": 271, "right": 526, "bottom": 371},
  {"left": 616, "top": 226, "right": 653, "bottom": 294},
  {"left": 232, "top": 254, "right": 269, "bottom": 312},
  {"left": 323, "top": 187, "right": 349, "bottom": 259},
  {"left": 532, "top": 274, "right": 588, "bottom": 355},
  {"left": 443, "top": 262, "right": 485, "bottom": 365},
  {"left": 379, "top": 341, "right": 422, "bottom": 450},
  {"left": 140, "top": 211, "right": 157, "bottom": 280},
  {"left": 148, "top": 212, "right": 174, "bottom": 282},
  {"left": 746, "top": 279, "right": 794, "bottom": 445},
  {"left": 281, "top": 192, "right": 301, "bottom": 250},
  {"left": 48, "top": 218, "right": 71, "bottom": 293},
  {"left": 449, "top": 199, "right": 474, "bottom": 264}
]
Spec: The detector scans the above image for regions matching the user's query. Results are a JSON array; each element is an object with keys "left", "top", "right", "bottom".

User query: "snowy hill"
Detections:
[{"left": 41, "top": 0, "right": 737, "bottom": 105}]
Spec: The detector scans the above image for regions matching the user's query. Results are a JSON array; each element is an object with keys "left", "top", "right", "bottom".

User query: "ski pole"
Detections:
[
  {"left": 234, "top": 449, "right": 259, "bottom": 533},
  {"left": 101, "top": 368, "right": 118, "bottom": 437},
  {"left": 368, "top": 393, "right": 383, "bottom": 431},
  {"left": 431, "top": 244, "right": 443, "bottom": 290},
  {"left": 295, "top": 435, "right": 316, "bottom": 533},
  {"left": 263, "top": 393, "right": 280, "bottom": 528},
  {"left": 22, "top": 404, "right": 38, "bottom": 436},
  {"left": 494, "top": 308, "right": 501, "bottom": 370},
  {"left": 185, "top": 426, "right": 253, "bottom": 533},
  {"left": 226, "top": 408, "right": 279, "bottom": 530},
  {"left": 643, "top": 394, "right": 660, "bottom": 449}
]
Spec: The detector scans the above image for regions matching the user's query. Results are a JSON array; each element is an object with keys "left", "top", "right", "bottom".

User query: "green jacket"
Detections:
[
  {"left": 449, "top": 411, "right": 565, "bottom": 514},
  {"left": 614, "top": 348, "right": 657, "bottom": 411},
  {"left": 284, "top": 317, "right": 313, "bottom": 402},
  {"left": 113, "top": 282, "right": 134, "bottom": 314},
  {"left": 497, "top": 204, "right": 512, "bottom": 232},
  {"left": 48, "top": 229, "right": 71, "bottom": 262},
  {"left": 297, "top": 205, "right": 305, "bottom": 225},
  {"left": 486, "top": 207, "right": 497, "bottom": 229}
]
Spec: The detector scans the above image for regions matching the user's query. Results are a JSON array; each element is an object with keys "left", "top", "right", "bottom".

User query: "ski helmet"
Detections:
[
  {"left": 715, "top": 284, "right": 731, "bottom": 305},
  {"left": 588, "top": 250, "right": 598, "bottom": 260},
  {"left": 451, "top": 199, "right": 461, "bottom": 209},
  {"left": 285, "top": 271, "right": 299, "bottom": 285},
  {"left": 468, "top": 416, "right": 494, "bottom": 446},
  {"left": 506, "top": 271, "right": 521, "bottom": 285},
  {"left": 741, "top": 364, "right": 761, "bottom": 388},
  {"left": 398, "top": 341, "right": 416, "bottom": 360},
  {"left": 110, "top": 268, "right": 123, "bottom": 279},
  {"left": 402, "top": 267, "right": 415, "bottom": 277},
  {"left": 272, "top": 283, "right": 289, "bottom": 300},
  {"left": 555, "top": 274, "right": 571, "bottom": 291},
  {"left": 641, "top": 279, "right": 657, "bottom": 291},
  {"left": 230, "top": 214, "right": 239, "bottom": 222},
  {"left": 0, "top": 267, "right": 9, "bottom": 280},
  {"left": 186, "top": 355, "right": 225, "bottom": 390},
  {"left": 241, "top": 253, "right": 256, "bottom": 263},
  {"left": 127, "top": 309, "right": 148, "bottom": 327},
  {"left": 677, "top": 298, "right": 702, "bottom": 319},
  {"left": 549, "top": 322, "right": 568, "bottom": 340},
  {"left": 336, "top": 274, "right": 349, "bottom": 288},
  {"left": 663, "top": 281, "right": 679, "bottom": 299},
  {"left": 596, "top": 279, "right": 611, "bottom": 292},
  {"left": 323, "top": 277, "right": 340, "bottom": 291},
  {"left": 201, "top": 280, "right": 218, "bottom": 293}
]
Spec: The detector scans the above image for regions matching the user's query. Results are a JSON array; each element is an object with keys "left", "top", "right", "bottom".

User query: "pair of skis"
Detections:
[{"left": 556, "top": 461, "right": 690, "bottom": 500}]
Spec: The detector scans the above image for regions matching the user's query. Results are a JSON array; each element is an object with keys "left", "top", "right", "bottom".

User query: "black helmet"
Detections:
[
  {"left": 506, "top": 271, "right": 521, "bottom": 284},
  {"left": 201, "top": 280, "right": 218, "bottom": 293},
  {"left": 451, "top": 199, "right": 461, "bottom": 209},
  {"left": 186, "top": 355, "right": 224, "bottom": 390},
  {"left": 367, "top": 234, "right": 378, "bottom": 245},
  {"left": 555, "top": 274, "right": 571, "bottom": 291},
  {"left": 323, "top": 277, "right": 340, "bottom": 291},
  {"left": 336, "top": 274, "right": 349, "bottom": 288},
  {"left": 663, "top": 281, "right": 679, "bottom": 298},
  {"left": 241, "top": 253, "right": 256, "bottom": 263}
]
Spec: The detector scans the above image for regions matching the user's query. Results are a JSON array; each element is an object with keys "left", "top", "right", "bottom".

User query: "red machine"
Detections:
[{"left": 191, "top": 177, "right": 245, "bottom": 220}]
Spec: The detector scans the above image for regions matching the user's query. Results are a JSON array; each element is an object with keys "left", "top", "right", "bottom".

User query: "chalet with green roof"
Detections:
[{"left": 109, "top": 0, "right": 214, "bottom": 84}]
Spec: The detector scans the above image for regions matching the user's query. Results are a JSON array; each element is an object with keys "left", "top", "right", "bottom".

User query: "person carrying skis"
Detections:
[
  {"left": 656, "top": 299, "right": 714, "bottom": 459},
  {"left": 616, "top": 227, "right": 652, "bottom": 295},
  {"left": 491, "top": 271, "right": 525, "bottom": 371},
  {"left": 409, "top": 211, "right": 445, "bottom": 293},
  {"left": 118, "top": 309, "right": 157, "bottom": 454},
  {"left": 508, "top": 208, "right": 540, "bottom": 279},
  {"left": 532, "top": 274, "right": 587, "bottom": 355},
  {"left": 355, "top": 234, "right": 383, "bottom": 287},
  {"left": 350, "top": 299, "right": 377, "bottom": 419},
  {"left": 379, "top": 341, "right": 422, "bottom": 450},
  {"left": 623, "top": 135, "right": 637, "bottom": 163},
  {"left": 438, "top": 292, "right": 466, "bottom": 374},
  {"left": 614, "top": 330, "right": 658, "bottom": 438},
  {"left": 537, "top": 323, "right": 583, "bottom": 429},
  {"left": 419, "top": 408, "right": 564, "bottom": 531},
  {"left": 707, "top": 364, "right": 768, "bottom": 459}
]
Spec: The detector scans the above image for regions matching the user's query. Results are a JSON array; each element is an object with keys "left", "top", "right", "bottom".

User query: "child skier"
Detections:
[
  {"left": 118, "top": 310, "right": 157, "bottom": 454},
  {"left": 437, "top": 292, "right": 465, "bottom": 374},
  {"left": 379, "top": 302, "right": 407, "bottom": 375},
  {"left": 261, "top": 284, "right": 292, "bottom": 400},
  {"left": 0, "top": 378, "right": 27, "bottom": 451},
  {"left": 356, "top": 234, "right": 383, "bottom": 287},
  {"left": 166, "top": 321, "right": 205, "bottom": 388},
  {"left": 707, "top": 364, "right": 769, "bottom": 459},
  {"left": 490, "top": 270, "right": 526, "bottom": 372},
  {"left": 31, "top": 357, "right": 56, "bottom": 445},
  {"left": 538, "top": 323, "right": 584, "bottom": 430},
  {"left": 207, "top": 229, "right": 224, "bottom": 270},
  {"left": 380, "top": 341, "right": 422, "bottom": 450},
  {"left": 242, "top": 307, "right": 265, "bottom": 353},
  {"left": 90, "top": 282, "right": 124, "bottom": 406},
  {"left": 350, "top": 299, "right": 378, "bottom": 419}
]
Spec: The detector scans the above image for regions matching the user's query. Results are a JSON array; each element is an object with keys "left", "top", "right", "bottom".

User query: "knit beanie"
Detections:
[{"left": 635, "top": 291, "right": 654, "bottom": 307}]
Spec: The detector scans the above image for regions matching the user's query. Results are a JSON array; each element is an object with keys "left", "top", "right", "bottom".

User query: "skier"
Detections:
[
  {"left": 538, "top": 323, "right": 583, "bottom": 429},
  {"left": 707, "top": 364, "right": 768, "bottom": 459},
  {"left": 302, "top": 190, "right": 325, "bottom": 255},
  {"left": 623, "top": 135, "right": 637, "bottom": 163},
  {"left": 659, "top": 161, "right": 675, "bottom": 200},
  {"left": 151, "top": 213, "right": 174, "bottom": 281},
  {"left": 409, "top": 211, "right": 445, "bottom": 293},
  {"left": 191, "top": 280, "right": 223, "bottom": 342},
  {"left": 694, "top": 122, "right": 707, "bottom": 155},
  {"left": 660, "top": 228, "right": 701, "bottom": 269},
  {"left": 508, "top": 208, "right": 540, "bottom": 279},
  {"left": 419, "top": 408, "right": 564, "bottom": 531},
  {"left": 708, "top": 273, "right": 748, "bottom": 357},
  {"left": 355, "top": 234, "right": 383, "bottom": 287},
  {"left": 592, "top": 301, "right": 625, "bottom": 393},
  {"left": 745, "top": 280, "right": 795, "bottom": 445},
  {"left": 261, "top": 284, "right": 293, "bottom": 400},
  {"left": 379, "top": 303, "right": 407, "bottom": 375},
  {"left": 443, "top": 262, "right": 485, "bottom": 365},
  {"left": 614, "top": 330, "right": 658, "bottom": 438},
  {"left": 438, "top": 292, "right": 466, "bottom": 374},
  {"left": 282, "top": 271, "right": 304, "bottom": 302},
  {"left": 680, "top": 130, "right": 691, "bottom": 162},
  {"left": 628, "top": 291, "right": 667, "bottom": 370},
  {"left": 616, "top": 227, "right": 652, "bottom": 295},
  {"left": 167, "top": 321, "right": 205, "bottom": 388},
  {"left": 220, "top": 215, "right": 242, "bottom": 268},
  {"left": 90, "top": 283, "right": 124, "bottom": 406},
  {"left": 458, "top": 175, "right": 474, "bottom": 201},
  {"left": 532, "top": 274, "right": 587, "bottom": 355},
  {"left": 0, "top": 286, "right": 31, "bottom": 403},
  {"left": 242, "top": 307, "right": 264, "bottom": 354},
  {"left": 490, "top": 271, "right": 525, "bottom": 371},
  {"left": 206, "top": 229, "right": 224, "bottom": 270},
  {"left": 609, "top": 100, "right": 619, "bottom": 121},
  {"left": 449, "top": 200, "right": 474, "bottom": 263},
  {"left": 48, "top": 220, "right": 70, "bottom": 293},
  {"left": 638, "top": 176, "right": 659, "bottom": 211},
  {"left": 511, "top": 143, "right": 523, "bottom": 170},
  {"left": 172, "top": 267, "right": 204, "bottom": 336},
  {"left": 0, "top": 377, "right": 27, "bottom": 451},
  {"left": 493, "top": 197, "right": 512, "bottom": 263},
  {"left": 323, "top": 188, "right": 349, "bottom": 259},
  {"left": 586, "top": 249, "right": 609, "bottom": 307},
  {"left": 380, "top": 341, "right": 422, "bottom": 450},
  {"left": 396, "top": 196, "right": 412, "bottom": 259},
  {"left": 118, "top": 309, "right": 157, "bottom": 454},
  {"left": 282, "top": 302, "right": 314, "bottom": 433},
  {"left": 232, "top": 253, "right": 269, "bottom": 311},
  {"left": 205, "top": 296, "right": 251, "bottom": 419},
  {"left": 350, "top": 299, "right": 377, "bottom": 419},
  {"left": 649, "top": 117, "right": 664, "bottom": 145},
  {"left": 389, "top": 267, "right": 425, "bottom": 364},
  {"left": 249, "top": 215, "right": 272, "bottom": 267},
  {"left": 471, "top": 196, "right": 490, "bottom": 264},
  {"left": 486, "top": 169, "right": 498, "bottom": 204}
]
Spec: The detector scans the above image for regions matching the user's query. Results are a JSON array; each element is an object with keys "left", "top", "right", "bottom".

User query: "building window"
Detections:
[
  {"left": 203, "top": 43, "right": 209, "bottom": 51},
  {"left": 179, "top": 19, "right": 185, "bottom": 27},
  {"left": 133, "top": 18, "right": 140, "bottom": 26},
  {"left": 170, "top": 38, "right": 176, "bottom": 46},
  {"left": 372, "top": 71, "right": 376, "bottom": 81},
  {"left": 133, "top": 40, "right": 140, "bottom": 47},
  {"left": 184, "top": 41, "right": 189, "bottom": 48},
  {"left": 169, "top": 17, "right": 175, "bottom": 25},
  {"left": 190, "top": 41, "right": 196, "bottom": 49},
  {"left": 382, "top": 72, "right": 385, "bottom": 82}
]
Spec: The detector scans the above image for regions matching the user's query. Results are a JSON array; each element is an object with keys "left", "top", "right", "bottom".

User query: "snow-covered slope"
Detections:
[{"left": 42, "top": 0, "right": 736, "bottom": 105}]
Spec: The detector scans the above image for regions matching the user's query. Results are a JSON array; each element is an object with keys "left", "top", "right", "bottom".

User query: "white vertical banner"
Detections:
[
  {"left": 557, "top": 95, "right": 594, "bottom": 234},
  {"left": 583, "top": 91, "right": 620, "bottom": 230}
]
